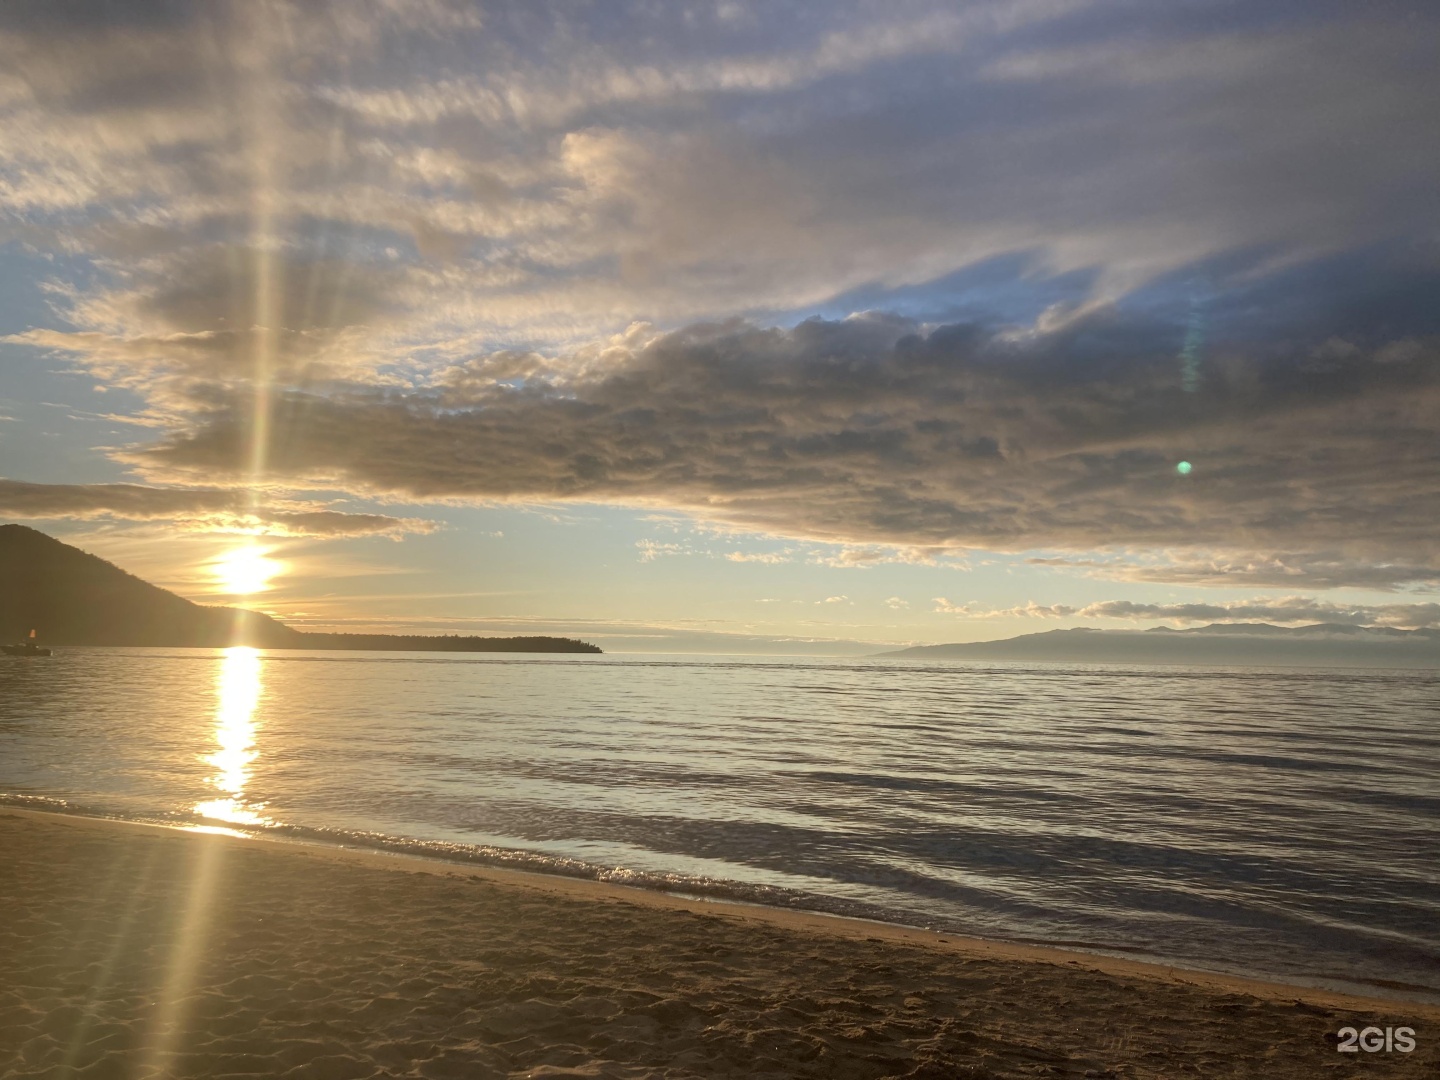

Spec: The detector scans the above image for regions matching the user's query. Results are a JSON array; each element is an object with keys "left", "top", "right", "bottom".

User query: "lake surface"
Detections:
[{"left": 2, "top": 647, "right": 1436, "bottom": 1002}]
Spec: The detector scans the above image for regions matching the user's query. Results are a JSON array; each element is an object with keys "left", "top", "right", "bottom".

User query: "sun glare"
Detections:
[
  {"left": 212, "top": 544, "right": 280, "bottom": 595},
  {"left": 194, "top": 646, "right": 269, "bottom": 827}
]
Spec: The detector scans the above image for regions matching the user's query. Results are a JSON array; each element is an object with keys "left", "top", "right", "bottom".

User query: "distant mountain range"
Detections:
[
  {"left": 881, "top": 623, "right": 1439, "bottom": 667},
  {"left": 0, "top": 524, "right": 601, "bottom": 653}
]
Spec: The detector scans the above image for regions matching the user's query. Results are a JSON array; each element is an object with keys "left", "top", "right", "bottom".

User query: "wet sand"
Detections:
[{"left": 1, "top": 809, "right": 1434, "bottom": 1078}]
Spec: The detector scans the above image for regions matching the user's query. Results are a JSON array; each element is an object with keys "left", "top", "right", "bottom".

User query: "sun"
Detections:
[{"left": 212, "top": 544, "right": 281, "bottom": 595}]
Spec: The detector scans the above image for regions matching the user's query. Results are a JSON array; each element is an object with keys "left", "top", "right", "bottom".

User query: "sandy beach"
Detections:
[{"left": 1, "top": 809, "right": 1433, "bottom": 1079}]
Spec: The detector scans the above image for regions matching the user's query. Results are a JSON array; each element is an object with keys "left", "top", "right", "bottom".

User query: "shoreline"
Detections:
[
  {"left": 4, "top": 806, "right": 1437, "bottom": 1079},
  {"left": 9, "top": 806, "right": 1437, "bottom": 1021}
]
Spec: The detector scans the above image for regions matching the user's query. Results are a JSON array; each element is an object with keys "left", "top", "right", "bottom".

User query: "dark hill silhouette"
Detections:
[
  {"left": 0, "top": 524, "right": 298, "bottom": 648},
  {"left": 0, "top": 524, "right": 600, "bottom": 653}
]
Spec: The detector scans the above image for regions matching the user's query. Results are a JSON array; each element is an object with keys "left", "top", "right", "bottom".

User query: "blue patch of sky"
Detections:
[
  {"left": 0, "top": 244, "right": 148, "bottom": 483},
  {"left": 755, "top": 253, "right": 1102, "bottom": 330}
]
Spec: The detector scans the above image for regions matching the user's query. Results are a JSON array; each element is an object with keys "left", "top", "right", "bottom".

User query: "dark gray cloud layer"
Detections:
[
  {"left": 0, "top": 479, "right": 434, "bottom": 537},
  {"left": 1027, "top": 552, "right": 1440, "bottom": 592},
  {"left": 115, "top": 279, "right": 1440, "bottom": 577}
]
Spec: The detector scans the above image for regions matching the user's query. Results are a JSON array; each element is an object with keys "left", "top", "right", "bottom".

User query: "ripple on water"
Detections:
[{"left": 0, "top": 648, "right": 1437, "bottom": 1002}]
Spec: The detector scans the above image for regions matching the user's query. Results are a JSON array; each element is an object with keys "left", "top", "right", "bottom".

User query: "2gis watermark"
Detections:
[{"left": 1335, "top": 1026, "right": 1416, "bottom": 1054}]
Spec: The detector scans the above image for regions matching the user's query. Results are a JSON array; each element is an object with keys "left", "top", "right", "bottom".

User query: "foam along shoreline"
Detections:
[{"left": 2, "top": 809, "right": 1436, "bottom": 1079}]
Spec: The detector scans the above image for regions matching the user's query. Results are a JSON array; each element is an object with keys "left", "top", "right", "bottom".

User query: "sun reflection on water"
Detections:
[{"left": 194, "top": 645, "right": 271, "bottom": 826}]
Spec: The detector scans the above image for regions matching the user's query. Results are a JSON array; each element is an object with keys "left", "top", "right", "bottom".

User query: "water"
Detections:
[{"left": 1, "top": 647, "right": 1436, "bottom": 1003}]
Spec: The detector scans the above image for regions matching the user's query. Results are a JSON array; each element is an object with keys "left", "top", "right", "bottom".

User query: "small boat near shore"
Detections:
[{"left": 2, "top": 630, "right": 52, "bottom": 657}]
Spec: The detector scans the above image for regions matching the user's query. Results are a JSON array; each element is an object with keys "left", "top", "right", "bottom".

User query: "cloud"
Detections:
[
  {"left": 69, "top": 280, "right": 1437, "bottom": 580},
  {"left": 4, "top": 0, "right": 1440, "bottom": 592},
  {"left": 4, "top": 2, "right": 1439, "bottom": 346},
  {"left": 5, "top": 246, "right": 416, "bottom": 421},
  {"left": 809, "top": 545, "right": 960, "bottom": 568},
  {"left": 1027, "top": 552, "right": 1440, "bottom": 592},
  {"left": 725, "top": 550, "right": 793, "bottom": 564},
  {"left": 0, "top": 478, "right": 235, "bottom": 520},
  {"left": 940, "top": 595, "right": 1440, "bottom": 630},
  {"left": 935, "top": 598, "right": 1076, "bottom": 619},
  {"left": 884, "top": 597, "right": 909, "bottom": 610},
  {"left": 635, "top": 539, "right": 685, "bottom": 562},
  {"left": 0, "top": 478, "right": 435, "bottom": 538},
  {"left": 254, "top": 510, "right": 438, "bottom": 539}
]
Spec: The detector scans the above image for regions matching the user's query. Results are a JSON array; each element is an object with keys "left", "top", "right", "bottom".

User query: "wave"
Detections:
[
  {"left": 5, "top": 791, "right": 1438, "bottom": 1004},
  {"left": 0, "top": 791, "right": 902, "bottom": 924}
]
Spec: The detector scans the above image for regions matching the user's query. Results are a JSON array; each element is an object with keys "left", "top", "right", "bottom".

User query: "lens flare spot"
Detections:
[{"left": 1176, "top": 460, "right": 1193, "bottom": 475}]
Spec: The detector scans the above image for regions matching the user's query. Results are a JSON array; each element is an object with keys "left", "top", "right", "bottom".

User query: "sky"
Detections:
[{"left": 1, "top": 0, "right": 1438, "bottom": 653}]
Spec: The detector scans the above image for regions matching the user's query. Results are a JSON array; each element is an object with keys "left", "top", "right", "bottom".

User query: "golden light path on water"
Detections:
[{"left": 194, "top": 646, "right": 270, "bottom": 827}]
